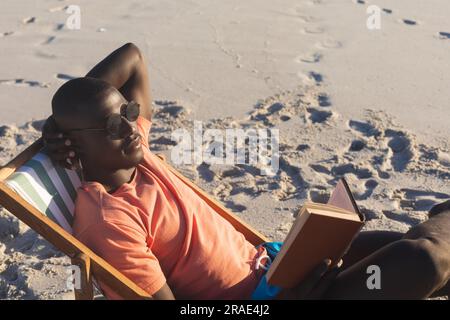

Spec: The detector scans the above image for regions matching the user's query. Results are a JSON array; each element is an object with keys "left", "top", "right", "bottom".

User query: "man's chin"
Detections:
[{"left": 123, "top": 148, "right": 144, "bottom": 167}]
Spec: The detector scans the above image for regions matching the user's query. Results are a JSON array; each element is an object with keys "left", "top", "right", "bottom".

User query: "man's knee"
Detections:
[
  {"left": 429, "top": 200, "right": 450, "bottom": 218},
  {"left": 402, "top": 238, "right": 449, "bottom": 292}
]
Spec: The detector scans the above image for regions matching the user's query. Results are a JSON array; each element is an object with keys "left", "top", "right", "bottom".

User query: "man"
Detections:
[{"left": 43, "top": 43, "right": 450, "bottom": 299}]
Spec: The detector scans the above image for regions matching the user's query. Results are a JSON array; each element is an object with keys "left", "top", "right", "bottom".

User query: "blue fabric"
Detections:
[{"left": 251, "top": 242, "right": 283, "bottom": 300}]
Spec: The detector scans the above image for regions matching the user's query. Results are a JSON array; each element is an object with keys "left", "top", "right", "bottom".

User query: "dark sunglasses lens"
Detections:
[
  {"left": 106, "top": 114, "right": 122, "bottom": 138},
  {"left": 126, "top": 102, "right": 140, "bottom": 121}
]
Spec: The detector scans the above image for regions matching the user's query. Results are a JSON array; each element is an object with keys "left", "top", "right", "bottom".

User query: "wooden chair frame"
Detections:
[{"left": 0, "top": 138, "right": 268, "bottom": 299}]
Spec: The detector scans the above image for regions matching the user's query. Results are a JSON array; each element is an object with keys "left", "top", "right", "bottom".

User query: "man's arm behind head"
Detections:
[{"left": 86, "top": 43, "right": 153, "bottom": 122}]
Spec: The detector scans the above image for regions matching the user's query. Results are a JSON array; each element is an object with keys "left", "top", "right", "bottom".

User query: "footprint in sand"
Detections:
[
  {"left": 371, "top": 154, "right": 391, "bottom": 180},
  {"left": 438, "top": 32, "right": 450, "bottom": 40},
  {"left": 301, "top": 0, "right": 324, "bottom": 6},
  {"left": 0, "top": 79, "right": 50, "bottom": 88},
  {"left": 297, "top": 144, "right": 311, "bottom": 152},
  {"left": 382, "top": 210, "right": 425, "bottom": 225},
  {"left": 55, "top": 73, "right": 76, "bottom": 81},
  {"left": 306, "top": 108, "right": 333, "bottom": 124},
  {"left": 360, "top": 207, "right": 380, "bottom": 221},
  {"left": 249, "top": 101, "right": 291, "bottom": 125},
  {"left": 221, "top": 167, "right": 245, "bottom": 178},
  {"left": 401, "top": 19, "right": 418, "bottom": 26},
  {"left": 197, "top": 163, "right": 216, "bottom": 182},
  {"left": 437, "top": 151, "right": 450, "bottom": 168},
  {"left": 308, "top": 188, "right": 330, "bottom": 203},
  {"left": 331, "top": 163, "right": 373, "bottom": 179},
  {"left": 224, "top": 201, "right": 247, "bottom": 213},
  {"left": 296, "top": 72, "right": 317, "bottom": 85},
  {"left": 296, "top": 14, "right": 319, "bottom": 23},
  {"left": 229, "top": 181, "right": 259, "bottom": 197},
  {"left": 48, "top": 6, "right": 68, "bottom": 13},
  {"left": 267, "top": 102, "right": 285, "bottom": 114},
  {"left": 0, "top": 211, "right": 20, "bottom": 241},
  {"left": 154, "top": 103, "right": 186, "bottom": 120},
  {"left": 308, "top": 71, "right": 324, "bottom": 84},
  {"left": 387, "top": 132, "right": 409, "bottom": 153},
  {"left": 151, "top": 136, "right": 177, "bottom": 151},
  {"left": 316, "top": 39, "right": 342, "bottom": 49},
  {"left": 348, "top": 120, "right": 380, "bottom": 137},
  {"left": 310, "top": 164, "right": 331, "bottom": 175},
  {"left": 385, "top": 129, "right": 415, "bottom": 172},
  {"left": 317, "top": 93, "right": 331, "bottom": 107},
  {"left": 302, "top": 26, "right": 325, "bottom": 34},
  {"left": 35, "top": 50, "right": 57, "bottom": 59},
  {"left": 1, "top": 31, "right": 14, "bottom": 37},
  {"left": 1, "top": 264, "right": 19, "bottom": 282},
  {"left": 396, "top": 188, "right": 449, "bottom": 212},
  {"left": 23, "top": 17, "right": 36, "bottom": 24},
  {"left": 351, "top": 178, "right": 379, "bottom": 201},
  {"left": 296, "top": 52, "right": 322, "bottom": 64},
  {"left": 401, "top": 188, "right": 449, "bottom": 201},
  {"left": 42, "top": 36, "right": 56, "bottom": 45},
  {"left": 349, "top": 139, "right": 366, "bottom": 152}
]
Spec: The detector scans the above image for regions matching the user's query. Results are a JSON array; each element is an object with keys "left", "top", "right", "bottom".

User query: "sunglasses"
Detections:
[{"left": 67, "top": 101, "right": 140, "bottom": 139}]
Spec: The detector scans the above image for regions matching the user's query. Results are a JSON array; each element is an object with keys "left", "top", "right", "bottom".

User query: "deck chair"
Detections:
[{"left": 0, "top": 137, "right": 269, "bottom": 300}]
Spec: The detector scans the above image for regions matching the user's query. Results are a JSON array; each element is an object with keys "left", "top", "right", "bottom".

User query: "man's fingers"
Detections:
[
  {"left": 306, "top": 267, "right": 340, "bottom": 300},
  {"left": 58, "top": 160, "right": 74, "bottom": 171},
  {"left": 49, "top": 149, "right": 77, "bottom": 162},
  {"left": 59, "top": 156, "right": 79, "bottom": 171},
  {"left": 292, "top": 259, "right": 331, "bottom": 299},
  {"left": 44, "top": 138, "right": 72, "bottom": 150},
  {"left": 313, "top": 259, "right": 332, "bottom": 277},
  {"left": 45, "top": 139, "right": 82, "bottom": 154},
  {"left": 41, "top": 116, "right": 82, "bottom": 171}
]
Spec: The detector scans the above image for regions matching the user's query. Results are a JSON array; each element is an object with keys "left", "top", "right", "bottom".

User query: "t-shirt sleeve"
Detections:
[
  {"left": 77, "top": 220, "right": 166, "bottom": 299},
  {"left": 136, "top": 115, "right": 151, "bottom": 149}
]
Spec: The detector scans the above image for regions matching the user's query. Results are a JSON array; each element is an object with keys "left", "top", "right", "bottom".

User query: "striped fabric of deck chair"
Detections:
[
  {"left": 0, "top": 137, "right": 269, "bottom": 300},
  {"left": 5, "top": 150, "right": 81, "bottom": 234}
]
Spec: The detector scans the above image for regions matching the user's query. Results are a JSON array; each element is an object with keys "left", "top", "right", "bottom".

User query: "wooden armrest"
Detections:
[{"left": 71, "top": 253, "right": 94, "bottom": 300}]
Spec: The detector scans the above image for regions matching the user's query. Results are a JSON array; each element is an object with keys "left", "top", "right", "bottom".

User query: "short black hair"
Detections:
[{"left": 51, "top": 77, "right": 114, "bottom": 131}]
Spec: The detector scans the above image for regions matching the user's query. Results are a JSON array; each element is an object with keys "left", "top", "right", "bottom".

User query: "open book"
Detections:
[{"left": 265, "top": 178, "right": 365, "bottom": 288}]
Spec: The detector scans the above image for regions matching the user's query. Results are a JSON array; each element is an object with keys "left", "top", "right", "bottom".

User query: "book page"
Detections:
[{"left": 327, "top": 179, "right": 358, "bottom": 214}]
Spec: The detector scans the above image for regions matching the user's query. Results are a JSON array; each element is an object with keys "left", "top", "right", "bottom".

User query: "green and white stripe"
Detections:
[{"left": 5, "top": 151, "right": 82, "bottom": 233}]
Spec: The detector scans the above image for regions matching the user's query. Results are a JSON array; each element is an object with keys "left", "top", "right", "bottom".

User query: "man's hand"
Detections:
[
  {"left": 275, "top": 259, "right": 341, "bottom": 300},
  {"left": 42, "top": 115, "right": 79, "bottom": 170}
]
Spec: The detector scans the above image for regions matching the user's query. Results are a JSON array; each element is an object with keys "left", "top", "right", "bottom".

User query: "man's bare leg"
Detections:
[
  {"left": 341, "top": 230, "right": 403, "bottom": 269},
  {"left": 323, "top": 203, "right": 450, "bottom": 299}
]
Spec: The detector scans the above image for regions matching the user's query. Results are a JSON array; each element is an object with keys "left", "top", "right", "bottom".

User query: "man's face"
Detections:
[{"left": 68, "top": 89, "right": 144, "bottom": 171}]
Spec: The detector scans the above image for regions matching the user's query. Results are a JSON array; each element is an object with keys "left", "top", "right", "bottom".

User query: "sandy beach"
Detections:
[{"left": 0, "top": 0, "right": 449, "bottom": 299}]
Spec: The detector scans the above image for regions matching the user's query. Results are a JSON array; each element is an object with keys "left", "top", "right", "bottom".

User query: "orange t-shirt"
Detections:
[{"left": 72, "top": 116, "right": 266, "bottom": 299}]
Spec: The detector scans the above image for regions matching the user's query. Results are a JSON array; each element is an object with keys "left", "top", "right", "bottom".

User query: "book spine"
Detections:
[{"left": 339, "top": 222, "right": 365, "bottom": 266}]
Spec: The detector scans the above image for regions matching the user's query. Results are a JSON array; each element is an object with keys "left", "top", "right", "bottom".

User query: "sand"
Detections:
[{"left": 0, "top": 0, "right": 449, "bottom": 299}]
